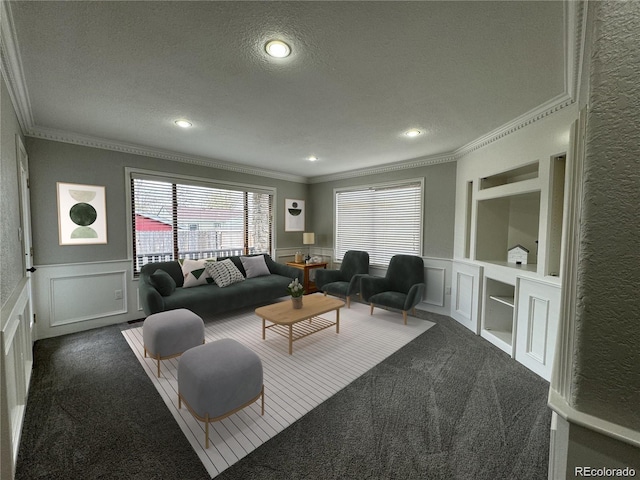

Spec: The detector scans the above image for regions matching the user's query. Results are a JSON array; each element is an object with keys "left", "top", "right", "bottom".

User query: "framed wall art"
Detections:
[
  {"left": 57, "top": 182, "right": 107, "bottom": 245},
  {"left": 285, "top": 198, "right": 305, "bottom": 232}
]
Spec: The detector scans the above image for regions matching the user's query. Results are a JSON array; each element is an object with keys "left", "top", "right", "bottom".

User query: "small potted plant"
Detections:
[{"left": 287, "top": 278, "right": 305, "bottom": 309}]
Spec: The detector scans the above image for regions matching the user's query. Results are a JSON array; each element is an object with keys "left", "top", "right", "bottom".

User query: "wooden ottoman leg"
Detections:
[{"left": 205, "top": 413, "right": 210, "bottom": 449}]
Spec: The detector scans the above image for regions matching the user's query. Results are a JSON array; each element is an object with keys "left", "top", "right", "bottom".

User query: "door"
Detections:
[{"left": 17, "top": 135, "right": 36, "bottom": 342}]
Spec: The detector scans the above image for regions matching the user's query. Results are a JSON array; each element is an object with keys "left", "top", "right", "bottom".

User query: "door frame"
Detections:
[{"left": 16, "top": 134, "right": 35, "bottom": 341}]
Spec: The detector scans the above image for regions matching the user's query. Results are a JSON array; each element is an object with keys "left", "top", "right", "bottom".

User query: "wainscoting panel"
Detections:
[
  {"left": 33, "top": 260, "right": 142, "bottom": 339},
  {"left": 1, "top": 279, "right": 33, "bottom": 476},
  {"left": 451, "top": 261, "right": 483, "bottom": 334},
  {"left": 525, "top": 296, "right": 549, "bottom": 363},
  {"left": 455, "top": 273, "right": 474, "bottom": 319},
  {"left": 515, "top": 277, "right": 560, "bottom": 380},
  {"left": 424, "top": 266, "right": 446, "bottom": 307},
  {"left": 50, "top": 271, "right": 127, "bottom": 326}
]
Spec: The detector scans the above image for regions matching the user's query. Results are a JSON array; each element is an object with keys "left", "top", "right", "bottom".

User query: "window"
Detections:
[
  {"left": 130, "top": 171, "right": 273, "bottom": 274},
  {"left": 335, "top": 179, "right": 423, "bottom": 266}
]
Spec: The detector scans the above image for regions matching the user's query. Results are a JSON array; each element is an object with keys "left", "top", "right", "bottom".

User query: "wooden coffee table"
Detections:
[{"left": 255, "top": 295, "right": 345, "bottom": 354}]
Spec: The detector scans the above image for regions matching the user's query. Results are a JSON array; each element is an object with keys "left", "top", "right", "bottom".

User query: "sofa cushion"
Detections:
[
  {"left": 181, "top": 259, "right": 213, "bottom": 288},
  {"left": 206, "top": 259, "right": 245, "bottom": 287},
  {"left": 240, "top": 255, "right": 271, "bottom": 279},
  {"left": 150, "top": 269, "right": 176, "bottom": 296}
]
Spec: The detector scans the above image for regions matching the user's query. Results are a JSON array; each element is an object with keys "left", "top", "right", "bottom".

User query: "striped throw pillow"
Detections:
[{"left": 205, "top": 259, "right": 245, "bottom": 288}]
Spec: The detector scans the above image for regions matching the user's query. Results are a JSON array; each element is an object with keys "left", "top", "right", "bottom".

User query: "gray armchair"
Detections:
[
  {"left": 360, "top": 254, "right": 425, "bottom": 325},
  {"left": 314, "top": 251, "right": 369, "bottom": 307}
]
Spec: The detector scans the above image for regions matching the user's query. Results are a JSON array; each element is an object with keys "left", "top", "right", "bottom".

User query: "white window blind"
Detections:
[
  {"left": 335, "top": 180, "right": 423, "bottom": 266},
  {"left": 131, "top": 174, "right": 272, "bottom": 274}
]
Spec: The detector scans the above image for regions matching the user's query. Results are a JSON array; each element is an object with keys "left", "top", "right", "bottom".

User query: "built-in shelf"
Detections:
[
  {"left": 482, "top": 278, "right": 516, "bottom": 355},
  {"left": 489, "top": 295, "right": 515, "bottom": 308},
  {"left": 479, "top": 260, "right": 538, "bottom": 273},
  {"left": 483, "top": 328, "right": 513, "bottom": 350},
  {"left": 480, "top": 162, "right": 539, "bottom": 190},
  {"left": 458, "top": 153, "right": 568, "bottom": 377}
]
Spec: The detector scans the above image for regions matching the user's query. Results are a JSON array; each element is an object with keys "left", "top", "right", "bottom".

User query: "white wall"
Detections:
[{"left": 453, "top": 105, "right": 576, "bottom": 262}]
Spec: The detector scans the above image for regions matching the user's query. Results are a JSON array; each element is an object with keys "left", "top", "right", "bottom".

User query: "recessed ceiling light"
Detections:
[
  {"left": 175, "top": 120, "right": 192, "bottom": 128},
  {"left": 265, "top": 40, "right": 291, "bottom": 58},
  {"left": 404, "top": 129, "right": 422, "bottom": 137},
  {"left": 307, "top": 155, "right": 318, "bottom": 162}
]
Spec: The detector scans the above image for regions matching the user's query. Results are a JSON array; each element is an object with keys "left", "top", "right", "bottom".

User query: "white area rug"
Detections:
[{"left": 122, "top": 295, "right": 434, "bottom": 478}]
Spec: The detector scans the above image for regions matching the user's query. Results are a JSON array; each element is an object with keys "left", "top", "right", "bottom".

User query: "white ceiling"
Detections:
[{"left": 6, "top": 1, "right": 566, "bottom": 181}]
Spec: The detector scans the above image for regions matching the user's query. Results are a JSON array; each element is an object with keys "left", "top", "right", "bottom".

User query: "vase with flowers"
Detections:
[{"left": 287, "top": 278, "right": 305, "bottom": 309}]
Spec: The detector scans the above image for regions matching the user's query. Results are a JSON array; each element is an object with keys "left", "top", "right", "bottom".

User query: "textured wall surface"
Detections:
[
  {"left": 572, "top": 0, "right": 640, "bottom": 430},
  {"left": 0, "top": 76, "right": 25, "bottom": 308}
]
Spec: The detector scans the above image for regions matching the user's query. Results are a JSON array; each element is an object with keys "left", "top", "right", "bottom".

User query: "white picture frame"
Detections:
[
  {"left": 285, "top": 198, "right": 305, "bottom": 232},
  {"left": 57, "top": 182, "right": 107, "bottom": 245}
]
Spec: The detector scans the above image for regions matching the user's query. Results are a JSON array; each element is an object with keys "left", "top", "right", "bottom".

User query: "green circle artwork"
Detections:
[
  {"left": 288, "top": 201, "right": 302, "bottom": 216},
  {"left": 69, "top": 202, "right": 98, "bottom": 238}
]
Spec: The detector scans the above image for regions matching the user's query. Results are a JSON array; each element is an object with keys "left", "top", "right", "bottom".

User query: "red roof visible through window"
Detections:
[{"left": 135, "top": 214, "right": 172, "bottom": 231}]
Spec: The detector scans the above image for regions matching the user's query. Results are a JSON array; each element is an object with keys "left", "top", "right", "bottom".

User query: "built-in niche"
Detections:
[
  {"left": 545, "top": 154, "right": 566, "bottom": 277},
  {"left": 464, "top": 180, "right": 473, "bottom": 259},
  {"left": 480, "top": 162, "right": 539, "bottom": 190},
  {"left": 475, "top": 191, "right": 541, "bottom": 270}
]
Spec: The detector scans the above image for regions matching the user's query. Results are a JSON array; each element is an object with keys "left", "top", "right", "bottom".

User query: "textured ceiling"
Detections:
[{"left": 8, "top": 1, "right": 565, "bottom": 180}]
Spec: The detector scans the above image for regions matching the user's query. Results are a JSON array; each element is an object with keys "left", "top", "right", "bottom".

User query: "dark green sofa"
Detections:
[{"left": 138, "top": 254, "right": 303, "bottom": 317}]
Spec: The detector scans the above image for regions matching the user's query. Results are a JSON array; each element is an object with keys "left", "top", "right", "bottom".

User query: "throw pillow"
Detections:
[
  {"left": 181, "top": 258, "right": 213, "bottom": 288},
  {"left": 240, "top": 255, "right": 271, "bottom": 279},
  {"left": 205, "top": 259, "right": 245, "bottom": 288},
  {"left": 149, "top": 269, "right": 176, "bottom": 296}
]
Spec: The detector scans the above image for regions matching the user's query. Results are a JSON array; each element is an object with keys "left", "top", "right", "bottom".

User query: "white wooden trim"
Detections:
[
  {"left": 549, "top": 389, "right": 640, "bottom": 448},
  {"left": 0, "top": 279, "right": 33, "bottom": 474},
  {"left": 49, "top": 270, "right": 128, "bottom": 326},
  {"left": 450, "top": 261, "right": 483, "bottom": 334},
  {"left": 424, "top": 266, "right": 445, "bottom": 307},
  {"left": 33, "top": 260, "right": 142, "bottom": 339},
  {"left": 550, "top": 109, "right": 586, "bottom": 399}
]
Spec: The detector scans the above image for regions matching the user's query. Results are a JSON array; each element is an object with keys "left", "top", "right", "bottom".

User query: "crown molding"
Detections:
[
  {"left": 309, "top": 93, "right": 574, "bottom": 184},
  {"left": 24, "top": 91, "right": 575, "bottom": 187},
  {"left": 4, "top": 0, "right": 584, "bottom": 186},
  {"left": 27, "top": 126, "right": 308, "bottom": 184},
  {"left": 308, "top": 1, "right": 584, "bottom": 184},
  {"left": 565, "top": 0, "right": 587, "bottom": 102},
  {"left": 308, "top": 152, "right": 457, "bottom": 184},
  {"left": 0, "top": 0, "right": 34, "bottom": 132},
  {"left": 452, "top": 93, "right": 575, "bottom": 159}
]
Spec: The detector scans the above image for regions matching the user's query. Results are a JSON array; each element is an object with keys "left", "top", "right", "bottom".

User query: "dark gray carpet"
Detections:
[{"left": 15, "top": 310, "right": 551, "bottom": 480}]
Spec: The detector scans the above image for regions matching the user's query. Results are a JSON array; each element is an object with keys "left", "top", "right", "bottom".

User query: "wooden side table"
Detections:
[{"left": 286, "top": 262, "right": 328, "bottom": 294}]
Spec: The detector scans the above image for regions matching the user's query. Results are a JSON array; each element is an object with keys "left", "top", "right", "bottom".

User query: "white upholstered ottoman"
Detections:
[
  {"left": 143, "top": 308, "right": 204, "bottom": 377},
  {"left": 177, "top": 339, "right": 264, "bottom": 448}
]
